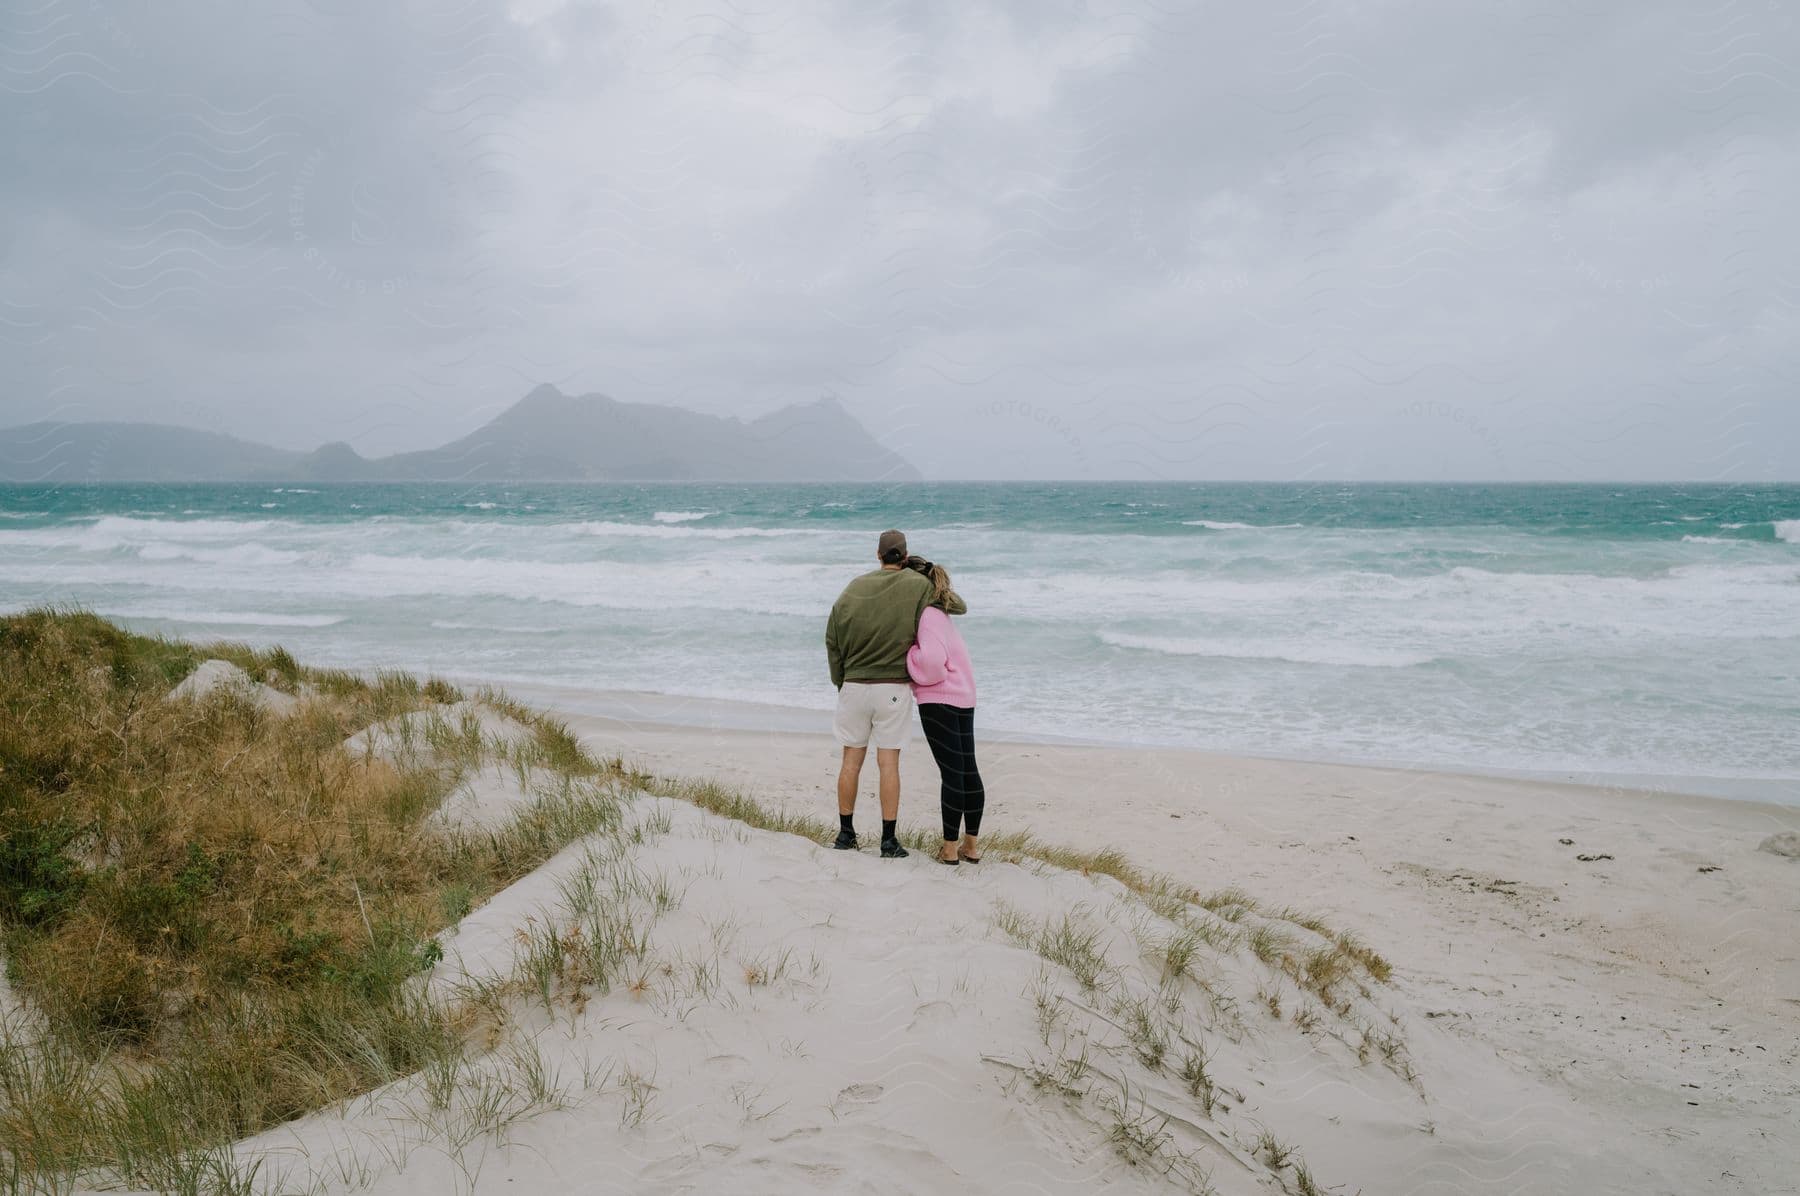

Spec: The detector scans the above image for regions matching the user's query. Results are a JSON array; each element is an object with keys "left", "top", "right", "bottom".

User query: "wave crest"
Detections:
[
  {"left": 1182, "top": 519, "right": 1304, "bottom": 530},
  {"left": 571, "top": 521, "right": 821, "bottom": 540},
  {"left": 1098, "top": 630, "right": 1436, "bottom": 669}
]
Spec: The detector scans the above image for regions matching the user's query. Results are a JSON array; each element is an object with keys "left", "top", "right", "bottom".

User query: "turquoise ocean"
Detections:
[{"left": 2, "top": 482, "right": 1797, "bottom": 801}]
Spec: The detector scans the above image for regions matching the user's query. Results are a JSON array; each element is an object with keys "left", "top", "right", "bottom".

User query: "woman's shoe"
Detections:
[
  {"left": 939, "top": 843, "right": 960, "bottom": 866},
  {"left": 958, "top": 836, "right": 981, "bottom": 864}
]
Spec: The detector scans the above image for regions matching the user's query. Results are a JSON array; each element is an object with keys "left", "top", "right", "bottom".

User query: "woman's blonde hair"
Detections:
[{"left": 906, "top": 556, "right": 963, "bottom": 612}]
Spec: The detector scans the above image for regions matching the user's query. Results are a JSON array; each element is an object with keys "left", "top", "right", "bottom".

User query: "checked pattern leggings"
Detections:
[{"left": 918, "top": 702, "right": 985, "bottom": 842}]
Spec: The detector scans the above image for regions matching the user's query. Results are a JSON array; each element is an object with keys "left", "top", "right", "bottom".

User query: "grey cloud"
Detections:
[{"left": 1, "top": 0, "right": 1796, "bottom": 478}]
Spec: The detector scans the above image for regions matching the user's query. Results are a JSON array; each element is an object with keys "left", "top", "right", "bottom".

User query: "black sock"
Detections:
[
  {"left": 881, "top": 819, "right": 897, "bottom": 842},
  {"left": 840, "top": 813, "right": 854, "bottom": 834}
]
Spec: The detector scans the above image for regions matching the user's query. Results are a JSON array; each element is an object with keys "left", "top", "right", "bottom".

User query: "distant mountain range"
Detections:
[{"left": 0, "top": 386, "right": 922, "bottom": 483}]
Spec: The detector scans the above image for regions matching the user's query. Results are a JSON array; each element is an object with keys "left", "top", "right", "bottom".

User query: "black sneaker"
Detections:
[
  {"left": 833, "top": 828, "right": 859, "bottom": 851},
  {"left": 880, "top": 838, "right": 909, "bottom": 859}
]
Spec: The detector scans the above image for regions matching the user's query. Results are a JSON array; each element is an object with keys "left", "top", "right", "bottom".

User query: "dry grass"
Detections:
[
  {"left": 1177, "top": 1048, "right": 1215, "bottom": 1115},
  {"left": 1197, "top": 887, "right": 1258, "bottom": 921},
  {"left": 1155, "top": 924, "right": 1209, "bottom": 985},
  {"left": 0, "top": 609, "right": 625, "bottom": 1191},
  {"left": 1330, "top": 930, "right": 1392, "bottom": 983},
  {"left": 1112, "top": 993, "right": 1171, "bottom": 1071},
  {"left": 1100, "top": 1078, "right": 1216, "bottom": 1193},
  {"left": 987, "top": 904, "right": 1112, "bottom": 992}
]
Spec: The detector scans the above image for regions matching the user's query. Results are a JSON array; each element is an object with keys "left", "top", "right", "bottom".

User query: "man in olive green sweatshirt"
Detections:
[{"left": 824, "top": 529, "right": 931, "bottom": 858}]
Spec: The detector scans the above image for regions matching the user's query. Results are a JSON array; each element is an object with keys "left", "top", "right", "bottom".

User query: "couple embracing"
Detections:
[{"left": 824, "top": 529, "right": 985, "bottom": 865}]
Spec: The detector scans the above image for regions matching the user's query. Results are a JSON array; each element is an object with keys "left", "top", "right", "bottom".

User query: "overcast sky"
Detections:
[{"left": 4, "top": 0, "right": 1797, "bottom": 480}]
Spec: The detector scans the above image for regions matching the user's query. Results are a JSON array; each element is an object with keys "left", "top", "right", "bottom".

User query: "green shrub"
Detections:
[{"left": 0, "top": 814, "right": 88, "bottom": 929}]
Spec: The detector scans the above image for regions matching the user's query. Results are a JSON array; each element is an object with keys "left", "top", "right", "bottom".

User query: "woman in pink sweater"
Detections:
[{"left": 904, "top": 558, "right": 985, "bottom": 865}]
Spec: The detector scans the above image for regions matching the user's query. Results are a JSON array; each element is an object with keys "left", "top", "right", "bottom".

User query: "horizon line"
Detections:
[{"left": 4, "top": 478, "right": 1800, "bottom": 487}]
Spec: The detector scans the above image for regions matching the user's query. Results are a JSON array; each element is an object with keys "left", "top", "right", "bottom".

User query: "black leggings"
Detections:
[{"left": 918, "top": 703, "right": 985, "bottom": 841}]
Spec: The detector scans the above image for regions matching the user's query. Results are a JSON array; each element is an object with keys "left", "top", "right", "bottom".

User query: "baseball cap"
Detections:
[{"left": 878, "top": 529, "right": 907, "bottom": 561}]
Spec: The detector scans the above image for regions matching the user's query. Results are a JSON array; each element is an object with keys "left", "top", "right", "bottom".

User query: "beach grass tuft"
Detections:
[
  {"left": 1177, "top": 1047, "right": 1216, "bottom": 1115},
  {"left": 1254, "top": 1128, "right": 1294, "bottom": 1169},
  {"left": 0, "top": 608, "right": 630, "bottom": 1191}
]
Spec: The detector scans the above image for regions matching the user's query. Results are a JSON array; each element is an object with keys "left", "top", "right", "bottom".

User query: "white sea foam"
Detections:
[
  {"left": 100, "top": 607, "right": 345, "bottom": 628},
  {"left": 319, "top": 553, "right": 829, "bottom": 617},
  {"left": 1098, "top": 630, "right": 1436, "bottom": 669},
  {"left": 136, "top": 541, "right": 306, "bottom": 566},
  {"left": 463, "top": 501, "right": 499, "bottom": 510},
  {"left": 0, "top": 516, "right": 280, "bottom": 551},
  {"left": 652, "top": 510, "right": 714, "bottom": 523},
  {"left": 1182, "top": 519, "right": 1303, "bottom": 530},
  {"left": 95, "top": 516, "right": 276, "bottom": 537},
  {"left": 571, "top": 520, "right": 822, "bottom": 540},
  {"left": 1775, "top": 520, "right": 1800, "bottom": 544}
]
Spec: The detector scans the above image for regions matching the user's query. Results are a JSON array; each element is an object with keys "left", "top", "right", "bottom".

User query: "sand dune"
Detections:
[
  {"left": 498, "top": 684, "right": 1800, "bottom": 1194},
  {"left": 63, "top": 684, "right": 1799, "bottom": 1194},
  {"left": 225, "top": 794, "right": 1616, "bottom": 1195}
]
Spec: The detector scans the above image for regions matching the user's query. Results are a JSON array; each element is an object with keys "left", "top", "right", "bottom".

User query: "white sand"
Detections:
[
  {"left": 536, "top": 688, "right": 1800, "bottom": 1192},
  {"left": 0, "top": 955, "right": 24, "bottom": 1032},
  {"left": 227, "top": 798, "right": 1610, "bottom": 1195},
  {"left": 164, "top": 658, "right": 302, "bottom": 717},
  {"left": 214, "top": 686, "right": 1799, "bottom": 1194}
]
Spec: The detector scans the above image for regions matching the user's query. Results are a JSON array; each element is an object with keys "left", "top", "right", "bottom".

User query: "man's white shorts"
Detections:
[{"left": 834, "top": 682, "right": 913, "bottom": 749}]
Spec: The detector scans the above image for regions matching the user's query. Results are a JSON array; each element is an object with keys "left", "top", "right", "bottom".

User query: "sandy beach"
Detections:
[
  {"left": 470, "top": 681, "right": 1800, "bottom": 1193},
  {"left": 7, "top": 643, "right": 1796, "bottom": 1195}
]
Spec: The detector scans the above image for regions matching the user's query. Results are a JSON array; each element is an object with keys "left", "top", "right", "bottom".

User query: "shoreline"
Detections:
[{"left": 462, "top": 675, "right": 1800, "bottom": 807}]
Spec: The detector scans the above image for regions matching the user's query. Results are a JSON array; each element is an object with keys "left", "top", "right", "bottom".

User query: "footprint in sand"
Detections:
[
  {"left": 833, "top": 1082, "right": 884, "bottom": 1108},
  {"left": 908, "top": 999, "right": 956, "bottom": 1030}
]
